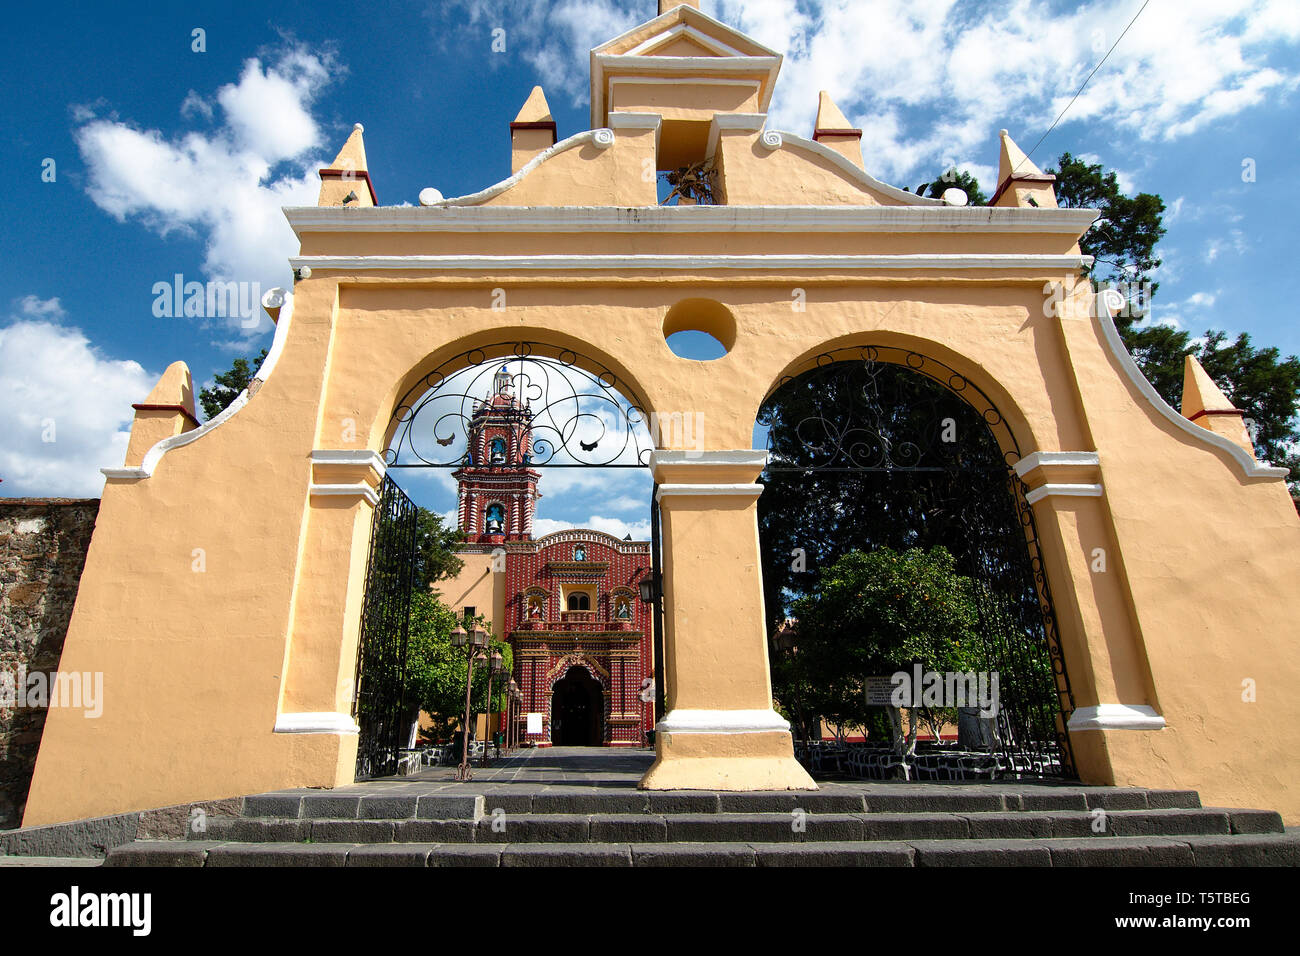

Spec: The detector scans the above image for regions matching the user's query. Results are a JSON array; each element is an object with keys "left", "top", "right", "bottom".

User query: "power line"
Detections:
[{"left": 1017, "top": 0, "right": 1153, "bottom": 173}]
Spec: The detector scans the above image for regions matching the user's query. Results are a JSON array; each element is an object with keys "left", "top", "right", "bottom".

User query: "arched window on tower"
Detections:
[
  {"left": 490, "top": 437, "right": 506, "bottom": 463},
  {"left": 485, "top": 503, "right": 505, "bottom": 534}
]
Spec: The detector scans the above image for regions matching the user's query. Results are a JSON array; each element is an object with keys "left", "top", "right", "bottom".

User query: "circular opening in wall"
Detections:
[{"left": 663, "top": 298, "right": 736, "bottom": 360}]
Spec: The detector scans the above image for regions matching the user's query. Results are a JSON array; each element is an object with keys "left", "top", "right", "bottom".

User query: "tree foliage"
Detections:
[
  {"left": 413, "top": 507, "right": 465, "bottom": 591},
  {"left": 781, "top": 547, "right": 982, "bottom": 748},
  {"left": 198, "top": 349, "right": 267, "bottom": 420},
  {"left": 918, "top": 152, "right": 1299, "bottom": 504},
  {"left": 404, "top": 601, "right": 512, "bottom": 741}
]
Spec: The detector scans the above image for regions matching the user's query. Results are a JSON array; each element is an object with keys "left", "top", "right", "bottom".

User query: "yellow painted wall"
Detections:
[{"left": 21, "top": 7, "right": 1300, "bottom": 823}]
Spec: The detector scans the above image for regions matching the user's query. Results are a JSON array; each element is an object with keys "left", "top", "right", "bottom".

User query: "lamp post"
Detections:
[
  {"left": 508, "top": 679, "right": 519, "bottom": 751},
  {"left": 481, "top": 649, "right": 503, "bottom": 767},
  {"left": 453, "top": 624, "right": 488, "bottom": 782},
  {"left": 638, "top": 571, "right": 665, "bottom": 723}
]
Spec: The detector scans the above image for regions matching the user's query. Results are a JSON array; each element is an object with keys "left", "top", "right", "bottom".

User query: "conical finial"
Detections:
[{"left": 318, "top": 124, "right": 376, "bottom": 206}]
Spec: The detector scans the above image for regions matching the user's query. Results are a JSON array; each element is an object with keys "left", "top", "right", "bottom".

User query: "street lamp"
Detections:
[
  {"left": 481, "top": 648, "right": 504, "bottom": 766},
  {"left": 453, "top": 624, "right": 488, "bottom": 781},
  {"left": 507, "top": 679, "right": 519, "bottom": 750},
  {"left": 637, "top": 572, "right": 659, "bottom": 605}
]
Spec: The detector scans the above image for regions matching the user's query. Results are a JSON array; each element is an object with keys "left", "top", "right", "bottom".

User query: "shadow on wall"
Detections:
[{"left": 0, "top": 499, "right": 99, "bottom": 829}]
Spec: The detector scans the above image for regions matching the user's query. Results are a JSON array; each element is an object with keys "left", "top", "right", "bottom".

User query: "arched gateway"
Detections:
[{"left": 22, "top": 1, "right": 1300, "bottom": 825}]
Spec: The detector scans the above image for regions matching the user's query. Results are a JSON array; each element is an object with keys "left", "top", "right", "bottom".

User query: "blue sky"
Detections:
[{"left": 3, "top": 0, "right": 1298, "bottom": 537}]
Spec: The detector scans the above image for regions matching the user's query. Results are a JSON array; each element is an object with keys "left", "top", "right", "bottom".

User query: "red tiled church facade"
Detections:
[{"left": 453, "top": 369, "right": 654, "bottom": 746}]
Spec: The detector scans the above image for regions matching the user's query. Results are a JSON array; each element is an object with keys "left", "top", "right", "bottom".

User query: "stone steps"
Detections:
[
  {"left": 187, "top": 807, "right": 1282, "bottom": 845},
  {"left": 105, "top": 832, "right": 1300, "bottom": 867},
  {"left": 96, "top": 783, "right": 1296, "bottom": 866}
]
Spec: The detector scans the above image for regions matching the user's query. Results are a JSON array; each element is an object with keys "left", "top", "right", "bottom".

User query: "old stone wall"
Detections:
[{"left": 0, "top": 498, "right": 99, "bottom": 828}]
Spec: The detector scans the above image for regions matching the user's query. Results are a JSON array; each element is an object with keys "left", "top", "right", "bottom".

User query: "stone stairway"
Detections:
[{"left": 102, "top": 783, "right": 1300, "bottom": 867}]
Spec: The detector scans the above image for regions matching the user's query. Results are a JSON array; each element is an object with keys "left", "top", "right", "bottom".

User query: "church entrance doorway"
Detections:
[{"left": 551, "top": 667, "right": 605, "bottom": 746}]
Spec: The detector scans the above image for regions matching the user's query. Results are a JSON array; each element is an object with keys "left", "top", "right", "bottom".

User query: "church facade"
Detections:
[{"left": 447, "top": 370, "right": 655, "bottom": 747}]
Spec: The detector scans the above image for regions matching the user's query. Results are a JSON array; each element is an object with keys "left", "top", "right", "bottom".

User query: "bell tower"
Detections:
[{"left": 453, "top": 366, "right": 541, "bottom": 543}]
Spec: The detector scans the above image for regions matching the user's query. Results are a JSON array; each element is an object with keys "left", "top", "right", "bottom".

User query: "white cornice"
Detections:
[
  {"left": 1013, "top": 451, "right": 1100, "bottom": 477},
  {"left": 1067, "top": 704, "right": 1165, "bottom": 731},
  {"left": 649, "top": 449, "right": 768, "bottom": 469},
  {"left": 655, "top": 482, "right": 764, "bottom": 502},
  {"left": 1093, "top": 296, "right": 1291, "bottom": 482},
  {"left": 657, "top": 708, "right": 791, "bottom": 735},
  {"left": 288, "top": 253, "right": 1093, "bottom": 273},
  {"left": 310, "top": 449, "right": 387, "bottom": 476},
  {"left": 417, "top": 128, "right": 613, "bottom": 208},
  {"left": 273, "top": 712, "right": 361, "bottom": 734},
  {"left": 1024, "top": 483, "right": 1104, "bottom": 505},
  {"left": 101, "top": 293, "right": 295, "bottom": 482},
  {"left": 589, "top": 5, "right": 782, "bottom": 130},
  {"left": 285, "top": 204, "right": 1099, "bottom": 236},
  {"left": 309, "top": 483, "right": 381, "bottom": 507},
  {"left": 767, "top": 130, "right": 947, "bottom": 207}
]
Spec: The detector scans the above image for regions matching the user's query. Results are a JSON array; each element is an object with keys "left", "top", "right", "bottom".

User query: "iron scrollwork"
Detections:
[
  {"left": 759, "top": 345, "right": 1077, "bottom": 779},
  {"left": 387, "top": 343, "right": 653, "bottom": 469}
]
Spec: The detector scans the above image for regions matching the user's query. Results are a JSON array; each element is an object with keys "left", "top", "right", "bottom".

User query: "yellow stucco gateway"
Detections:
[{"left": 23, "top": 1, "right": 1300, "bottom": 825}]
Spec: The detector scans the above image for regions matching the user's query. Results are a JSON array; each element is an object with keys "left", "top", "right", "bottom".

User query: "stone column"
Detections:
[{"left": 639, "top": 451, "right": 815, "bottom": 791}]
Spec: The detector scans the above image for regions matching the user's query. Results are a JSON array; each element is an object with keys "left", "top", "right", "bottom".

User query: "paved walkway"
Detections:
[{"left": 334, "top": 746, "right": 1095, "bottom": 797}]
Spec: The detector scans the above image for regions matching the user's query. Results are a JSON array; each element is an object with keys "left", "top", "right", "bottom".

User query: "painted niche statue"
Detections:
[
  {"left": 615, "top": 599, "right": 631, "bottom": 620},
  {"left": 574, "top": 545, "right": 586, "bottom": 562}
]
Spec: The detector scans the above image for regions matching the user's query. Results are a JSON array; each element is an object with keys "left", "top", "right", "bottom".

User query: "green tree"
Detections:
[
  {"left": 784, "top": 547, "right": 982, "bottom": 760},
  {"left": 919, "top": 152, "right": 1299, "bottom": 505},
  {"left": 198, "top": 348, "right": 268, "bottom": 419},
  {"left": 1047, "top": 152, "right": 1299, "bottom": 505},
  {"left": 907, "top": 168, "right": 989, "bottom": 206},
  {"left": 413, "top": 507, "right": 465, "bottom": 591},
  {"left": 404, "top": 603, "right": 512, "bottom": 741}
]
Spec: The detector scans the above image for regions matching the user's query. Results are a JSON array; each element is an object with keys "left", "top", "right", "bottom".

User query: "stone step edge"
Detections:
[
  {"left": 106, "top": 832, "right": 1300, "bottom": 868},
  {"left": 187, "top": 808, "right": 1283, "bottom": 845},
  {"left": 239, "top": 789, "right": 1208, "bottom": 820}
]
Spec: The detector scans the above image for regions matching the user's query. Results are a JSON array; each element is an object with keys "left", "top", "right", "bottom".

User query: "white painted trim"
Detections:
[
  {"left": 1067, "top": 704, "right": 1166, "bottom": 731},
  {"left": 418, "top": 129, "right": 614, "bottom": 208},
  {"left": 309, "top": 483, "right": 381, "bottom": 507},
  {"left": 589, "top": 3, "right": 782, "bottom": 129},
  {"left": 765, "top": 130, "right": 944, "bottom": 206},
  {"left": 706, "top": 112, "right": 767, "bottom": 158},
  {"left": 593, "top": 4, "right": 781, "bottom": 60},
  {"left": 1093, "top": 302, "right": 1291, "bottom": 481},
  {"left": 628, "top": 21, "right": 750, "bottom": 58},
  {"left": 274, "top": 712, "right": 361, "bottom": 734},
  {"left": 649, "top": 449, "right": 768, "bottom": 469},
  {"left": 598, "top": 55, "right": 780, "bottom": 75},
  {"left": 288, "top": 253, "right": 1092, "bottom": 273},
  {"left": 285, "top": 204, "right": 1100, "bottom": 236},
  {"left": 655, "top": 482, "right": 763, "bottom": 502},
  {"left": 100, "top": 293, "right": 295, "bottom": 481},
  {"left": 657, "top": 708, "right": 791, "bottom": 735},
  {"left": 1013, "top": 451, "right": 1100, "bottom": 477},
  {"left": 1024, "top": 483, "right": 1104, "bottom": 505},
  {"left": 310, "top": 449, "right": 387, "bottom": 476},
  {"left": 607, "top": 111, "right": 662, "bottom": 130}
]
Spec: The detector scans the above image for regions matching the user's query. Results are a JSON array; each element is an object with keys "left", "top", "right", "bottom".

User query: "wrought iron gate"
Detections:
[
  {"left": 352, "top": 474, "right": 418, "bottom": 779},
  {"left": 758, "top": 346, "right": 1076, "bottom": 778}
]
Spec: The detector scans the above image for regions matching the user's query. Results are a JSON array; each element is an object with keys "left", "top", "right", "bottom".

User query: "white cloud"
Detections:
[
  {"left": 437, "top": 0, "right": 639, "bottom": 105},
  {"left": 445, "top": 1, "right": 1300, "bottom": 188},
  {"left": 0, "top": 303, "right": 157, "bottom": 497},
  {"left": 73, "top": 44, "right": 340, "bottom": 339},
  {"left": 534, "top": 513, "right": 651, "bottom": 539}
]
